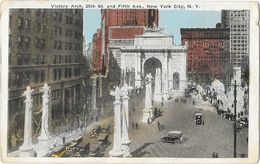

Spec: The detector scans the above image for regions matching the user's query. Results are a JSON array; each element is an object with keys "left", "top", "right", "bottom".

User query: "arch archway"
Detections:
[
  {"left": 143, "top": 57, "right": 162, "bottom": 78},
  {"left": 173, "top": 72, "right": 180, "bottom": 90},
  {"left": 143, "top": 57, "right": 162, "bottom": 92}
]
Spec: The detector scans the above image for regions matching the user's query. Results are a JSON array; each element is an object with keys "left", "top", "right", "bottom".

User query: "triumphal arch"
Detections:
[{"left": 110, "top": 27, "right": 187, "bottom": 99}]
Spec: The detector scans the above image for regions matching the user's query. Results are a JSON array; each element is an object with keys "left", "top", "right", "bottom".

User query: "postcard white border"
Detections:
[{"left": 1, "top": 0, "right": 259, "bottom": 163}]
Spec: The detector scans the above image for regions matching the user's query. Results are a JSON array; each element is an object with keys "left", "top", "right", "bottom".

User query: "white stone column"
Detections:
[
  {"left": 109, "top": 87, "right": 124, "bottom": 157},
  {"left": 120, "top": 84, "right": 133, "bottom": 157},
  {"left": 98, "top": 73, "right": 105, "bottom": 114},
  {"left": 135, "top": 52, "right": 141, "bottom": 88},
  {"left": 162, "top": 52, "right": 169, "bottom": 99},
  {"left": 36, "top": 83, "right": 51, "bottom": 157},
  {"left": 154, "top": 68, "right": 162, "bottom": 102},
  {"left": 142, "top": 73, "right": 153, "bottom": 123},
  {"left": 91, "top": 75, "right": 98, "bottom": 120},
  {"left": 98, "top": 73, "right": 103, "bottom": 97},
  {"left": 19, "top": 86, "right": 34, "bottom": 157}
]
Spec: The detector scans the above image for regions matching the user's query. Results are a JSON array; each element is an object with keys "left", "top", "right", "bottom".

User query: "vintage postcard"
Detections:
[{"left": 0, "top": 0, "right": 259, "bottom": 163}]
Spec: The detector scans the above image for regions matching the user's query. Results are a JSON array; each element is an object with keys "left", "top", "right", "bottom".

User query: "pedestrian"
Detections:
[
  {"left": 132, "top": 122, "right": 135, "bottom": 129},
  {"left": 212, "top": 152, "right": 215, "bottom": 158},
  {"left": 147, "top": 118, "right": 150, "bottom": 124},
  {"left": 133, "top": 108, "right": 135, "bottom": 113},
  {"left": 202, "top": 119, "right": 205, "bottom": 125},
  {"left": 157, "top": 121, "right": 160, "bottom": 131},
  {"left": 62, "top": 136, "right": 65, "bottom": 145},
  {"left": 193, "top": 101, "right": 195, "bottom": 105},
  {"left": 135, "top": 123, "right": 138, "bottom": 129},
  {"left": 216, "top": 153, "right": 219, "bottom": 158}
]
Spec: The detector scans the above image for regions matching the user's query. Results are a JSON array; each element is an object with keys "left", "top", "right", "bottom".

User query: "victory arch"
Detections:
[{"left": 116, "top": 28, "right": 187, "bottom": 99}]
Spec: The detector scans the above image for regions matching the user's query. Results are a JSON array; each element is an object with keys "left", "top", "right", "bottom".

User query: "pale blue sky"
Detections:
[{"left": 84, "top": 10, "right": 221, "bottom": 44}]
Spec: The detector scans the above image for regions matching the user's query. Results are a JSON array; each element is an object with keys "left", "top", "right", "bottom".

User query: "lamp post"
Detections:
[{"left": 233, "top": 80, "right": 237, "bottom": 158}]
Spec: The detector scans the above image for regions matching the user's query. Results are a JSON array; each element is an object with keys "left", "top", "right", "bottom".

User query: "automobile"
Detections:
[
  {"left": 51, "top": 145, "right": 66, "bottom": 157},
  {"left": 101, "top": 124, "right": 110, "bottom": 134},
  {"left": 238, "top": 118, "right": 248, "bottom": 128},
  {"left": 76, "top": 142, "right": 90, "bottom": 157},
  {"left": 235, "top": 121, "right": 243, "bottom": 129},
  {"left": 160, "top": 131, "right": 183, "bottom": 144},
  {"left": 194, "top": 112, "right": 203, "bottom": 125},
  {"left": 89, "top": 143, "right": 102, "bottom": 157}
]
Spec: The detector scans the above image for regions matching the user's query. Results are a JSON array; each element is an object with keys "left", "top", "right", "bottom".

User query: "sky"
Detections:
[{"left": 84, "top": 10, "right": 221, "bottom": 44}]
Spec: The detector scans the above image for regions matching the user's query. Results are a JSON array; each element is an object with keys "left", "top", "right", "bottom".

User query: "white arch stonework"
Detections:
[{"left": 112, "top": 28, "right": 187, "bottom": 98}]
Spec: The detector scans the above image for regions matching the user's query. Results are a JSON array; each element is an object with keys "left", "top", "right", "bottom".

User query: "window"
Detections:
[
  {"left": 58, "top": 13, "right": 62, "bottom": 22},
  {"left": 34, "top": 70, "right": 39, "bottom": 83},
  {"left": 52, "top": 90, "right": 60, "bottom": 101},
  {"left": 53, "top": 55, "right": 57, "bottom": 64},
  {"left": 24, "top": 37, "right": 30, "bottom": 49},
  {"left": 58, "top": 41, "right": 62, "bottom": 50},
  {"left": 53, "top": 69, "right": 57, "bottom": 80},
  {"left": 35, "top": 38, "right": 45, "bottom": 49},
  {"left": 9, "top": 15, "right": 12, "bottom": 27},
  {"left": 53, "top": 40, "right": 57, "bottom": 49},
  {"left": 53, "top": 12, "right": 57, "bottom": 20},
  {"left": 18, "top": 17, "right": 23, "bottom": 29},
  {"left": 25, "top": 19, "right": 31, "bottom": 30},
  {"left": 59, "top": 27, "right": 62, "bottom": 35},
  {"left": 40, "top": 70, "right": 45, "bottom": 82},
  {"left": 58, "top": 55, "right": 61, "bottom": 63},
  {"left": 17, "top": 36, "right": 23, "bottom": 48}
]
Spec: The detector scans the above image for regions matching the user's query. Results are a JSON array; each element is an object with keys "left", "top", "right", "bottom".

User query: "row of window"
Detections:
[
  {"left": 53, "top": 67, "right": 81, "bottom": 80},
  {"left": 13, "top": 70, "right": 45, "bottom": 87},
  {"left": 53, "top": 55, "right": 82, "bottom": 64},
  {"left": 53, "top": 40, "right": 82, "bottom": 51},
  {"left": 13, "top": 53, "right": 46, "bottom": 65},
  {"left": 10, "top": 52, "right": 82, "bottom": 66},
  {"left": 14, "top": 36, "right": 46, "bottom": 50},
  {"left": 17, "top": 17, "right": 31, "bottom": 30},
  {"left": 16, "top": 17, "right": 47, "bottom": 33},
  {"left": 231, "top": 39, "right": 248, "bottom": 44}
]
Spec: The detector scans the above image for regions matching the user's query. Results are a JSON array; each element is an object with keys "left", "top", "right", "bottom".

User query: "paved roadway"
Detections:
[{"left": 102, "top": 93, "right": 248, "bottom": 158}]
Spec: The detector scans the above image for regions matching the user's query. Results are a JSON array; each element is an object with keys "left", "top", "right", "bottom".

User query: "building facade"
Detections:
[
  {"left": 92, "top": 9, "right": 159, "bottom": 75},
  {"left": 8, "top": 9, "right": 85, "bottom": 150},
  {"left": 181, "top": 28, "right": 230, "bottom": 82},
  {"left": 221, "top": 10, "right": 250, "bottom": 74}
]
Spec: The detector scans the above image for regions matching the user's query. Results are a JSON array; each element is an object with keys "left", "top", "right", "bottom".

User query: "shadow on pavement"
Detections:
[{"left": 131, "top": 143, "right": 153, "bottom": 157}]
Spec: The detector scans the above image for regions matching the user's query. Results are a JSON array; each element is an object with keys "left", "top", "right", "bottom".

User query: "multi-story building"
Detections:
[
  {"left": 181, "top": 27, "right": 230, "bottom": 82},
  {"left": 221, "top": 10, "right": 250, "bottom": 75},
  {"left": 8, "top": 9, "right": 85, "bottom": 150},
  {"left": 92, "top": 9, "right": 159, "bottom": 75}
]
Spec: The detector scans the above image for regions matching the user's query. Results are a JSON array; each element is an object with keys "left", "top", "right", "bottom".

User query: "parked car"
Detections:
[{"left": 160, "top": 131, "right": 183, "bottom": 144}]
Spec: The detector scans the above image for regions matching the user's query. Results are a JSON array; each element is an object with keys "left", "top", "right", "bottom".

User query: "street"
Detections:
[{"left": 101, "top": 93, "right": 248, "bottom": 158}]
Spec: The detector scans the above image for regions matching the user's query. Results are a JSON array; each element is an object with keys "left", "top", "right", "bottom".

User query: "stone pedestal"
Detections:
[
  {"left": 142, "top": 73, "right": 153, "bottom": 123},
  {"left": 36, "top": 83, "right": 51, "bottom": 157},
  {"left": 19, "top": 86, "right": 34, "bottom": 157},
  {"left": 109, "top": 87, "right": 124, "bottom": 157}
]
